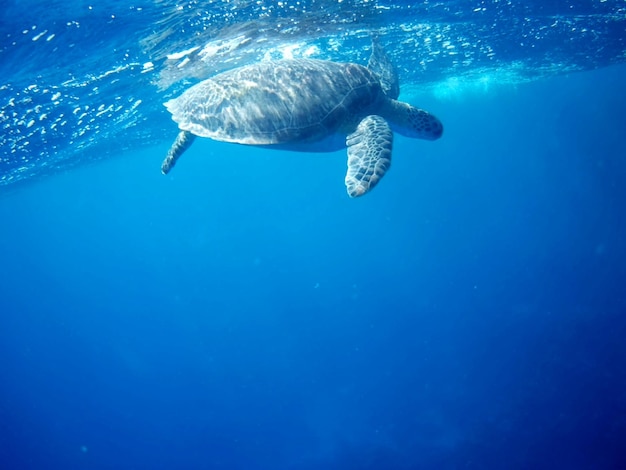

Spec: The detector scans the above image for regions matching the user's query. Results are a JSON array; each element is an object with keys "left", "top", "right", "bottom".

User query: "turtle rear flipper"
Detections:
[
  {"left": 345, "top": 115, "right": 393, "bottom": 197},
  {"left": 161, "top": 131, "right": 195, "bottom": 174}
]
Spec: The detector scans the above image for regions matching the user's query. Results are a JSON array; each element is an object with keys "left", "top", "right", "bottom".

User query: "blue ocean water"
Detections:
[{"left": 1, "top": 1, "right": 626, "bottom": 469}]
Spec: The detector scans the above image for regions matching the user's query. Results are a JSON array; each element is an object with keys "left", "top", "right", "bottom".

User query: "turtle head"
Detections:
[{"left": 384, "top": 100, "right": 443, "bottom": 140}]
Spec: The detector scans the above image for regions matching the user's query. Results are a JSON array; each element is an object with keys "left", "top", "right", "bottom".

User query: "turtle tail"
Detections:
[{"left": 161, "top": 131, "right": 196, "bottom": 174}]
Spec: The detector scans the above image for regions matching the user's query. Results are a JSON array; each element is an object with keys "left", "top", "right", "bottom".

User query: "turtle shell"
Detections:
[{"left": 164, "top": 59, "right": 384, "bottom": 145}]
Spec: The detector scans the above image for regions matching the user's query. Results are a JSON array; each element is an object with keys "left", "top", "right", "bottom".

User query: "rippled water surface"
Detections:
[{"left": 1, "top": 0, "right": 625, "bottom": 186}]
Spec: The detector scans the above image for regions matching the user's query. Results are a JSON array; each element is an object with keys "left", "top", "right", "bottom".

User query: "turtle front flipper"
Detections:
[
  {"left": 367, "top": 35, "right": 399, "bottom": 100},
  {"left": 345, "top": 115, "right": 392, "bottom": 197},
  {"left": 161, "top": 131, "right": 196, "bottom": 174}
]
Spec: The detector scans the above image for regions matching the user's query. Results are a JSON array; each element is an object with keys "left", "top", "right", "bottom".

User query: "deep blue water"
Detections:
[{"left": 2, "top": 1, "right": 626, "bottom": 469}]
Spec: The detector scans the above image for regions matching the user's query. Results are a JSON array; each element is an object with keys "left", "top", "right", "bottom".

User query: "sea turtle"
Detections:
[{"left": 161, "top": 40, "right": 443, "bottom": 197}]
